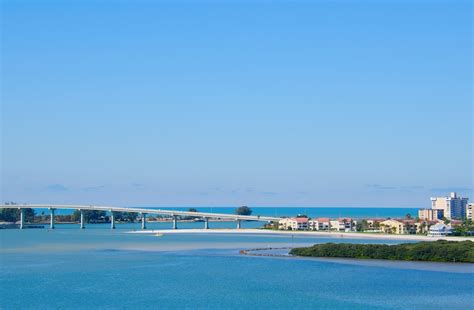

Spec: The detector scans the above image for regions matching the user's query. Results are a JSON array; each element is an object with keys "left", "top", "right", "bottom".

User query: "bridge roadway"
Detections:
[{"left": 0, "top": 204, "right": 281, "bottom": 230}]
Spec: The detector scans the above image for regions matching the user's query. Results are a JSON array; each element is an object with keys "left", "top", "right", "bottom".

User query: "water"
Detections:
[
  {"left": 1, "top": 226, "right": 472, "bottom": 309},
  {"left": 44, "top": 206, "right": 419, "bottom": 219},
  {"left": 155, "top": 207, "right": 419, "bottom": 219}
]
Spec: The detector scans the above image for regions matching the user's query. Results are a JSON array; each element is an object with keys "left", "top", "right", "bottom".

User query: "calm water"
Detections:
[
  {"left": 1, "top": 226, "right": 473, "bottom": 309},
  {"left": 158, "top": 207, "right": 419, "bottom": 219},
  {"left": 49, "top": 206, "right": 418, "bottom": 219}
]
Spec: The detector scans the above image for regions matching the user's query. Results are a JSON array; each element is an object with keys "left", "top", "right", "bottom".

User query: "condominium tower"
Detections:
[{"left": 430, "top": 192, "right": 469, "bottom": 220}]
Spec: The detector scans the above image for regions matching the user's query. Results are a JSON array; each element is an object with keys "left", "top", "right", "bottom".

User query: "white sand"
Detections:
[{"left": 127, "top": 228, "right": 473, "bottom": 242}]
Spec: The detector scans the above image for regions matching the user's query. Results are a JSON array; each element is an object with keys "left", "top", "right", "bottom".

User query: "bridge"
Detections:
[{"left": 0, "top": 204, "right": 281, "bottom": 230}]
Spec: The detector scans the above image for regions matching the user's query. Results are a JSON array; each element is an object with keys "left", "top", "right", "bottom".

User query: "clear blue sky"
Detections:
[{"left": 1, "top": 0, "right": 472, "bottom": 207}]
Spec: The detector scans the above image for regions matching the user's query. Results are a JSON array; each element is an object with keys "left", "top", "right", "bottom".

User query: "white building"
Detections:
[
  {"left": 430, "top": 192, "right": 469, "bottom": 220},
  {"left": 329, "top": 218, "right": 355, "bottom": 232},
  {"left": 308, "top": 218, "right": 330, "bottom": 231},
  {"left": 467, "top": 204, "right": 473, "bottom": 221},
  {"left": 428, "top": 223, "right": 453, "bottom": 237},
  {"left": 278, "top": 217, "right": 309, "bottom": 230}
]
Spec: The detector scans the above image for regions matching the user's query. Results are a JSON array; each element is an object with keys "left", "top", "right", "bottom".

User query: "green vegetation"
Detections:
[
  {"left": 452, "top": 220, "right": 474, "bottom": 236},
  {"left": 71, "top": 210, "right": 107, "bottom": 223},
  {"left": 356, "top": 219, "right": 369, "bottom": 232},
  {"left": 262, "top": 221, "right": 280, "bottom": 230},
  {"left": 113, "top": 212, "right": 138, "bottom": 222},
  {"left": 235, "top": 206, "right": 252, "bottom": 216},
  {"left": 0, "top": 208, "right": 35, "bottom": 222},
  {"left": 290, "top": 240, "right": 474, "bottom": 263}
]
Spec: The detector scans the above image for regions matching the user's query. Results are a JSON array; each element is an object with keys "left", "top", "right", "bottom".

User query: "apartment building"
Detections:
[{"left": 430, "top": 192, "right": 468, "bottom": 219}]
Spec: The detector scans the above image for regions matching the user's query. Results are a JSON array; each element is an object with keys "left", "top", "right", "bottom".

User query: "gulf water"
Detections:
[
  {"left": 1, "top": 209, "right": 473, "bottom": 309},
  {"left": 49, "top": 206, "right": 419, "bottom": 219}
]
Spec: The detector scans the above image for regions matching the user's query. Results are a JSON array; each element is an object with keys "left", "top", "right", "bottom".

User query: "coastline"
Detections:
[
  {"left": 240, "top": 247, "right": 474, "bottom": 273},
  {"left": 127, "top": 228, "right": 473, "bottom": 242}
]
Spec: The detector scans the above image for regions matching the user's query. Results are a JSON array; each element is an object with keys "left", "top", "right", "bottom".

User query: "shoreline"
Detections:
[
  {"left": 128, "top": 228, "right": 473, "bottom": 241},
  {"left": 240, "top": 247, "right": 474, "bottom": 273}
]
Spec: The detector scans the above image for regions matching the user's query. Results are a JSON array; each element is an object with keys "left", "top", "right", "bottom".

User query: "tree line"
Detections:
[
  {"left": 0, "top": 208, "right": 35, "bottom": 222},
  {"left": 290, "top": 240, "right": 474, "bottom": 263}
]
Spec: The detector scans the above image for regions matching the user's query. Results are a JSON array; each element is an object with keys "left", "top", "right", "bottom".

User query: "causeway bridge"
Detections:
[{"left": 0, "top": 204, "right": 281, "bottom": 230}]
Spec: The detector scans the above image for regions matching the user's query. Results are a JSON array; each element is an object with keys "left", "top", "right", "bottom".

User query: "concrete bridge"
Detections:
[{"left": 0, "top": 204, "right": 281, "bottom": 230}]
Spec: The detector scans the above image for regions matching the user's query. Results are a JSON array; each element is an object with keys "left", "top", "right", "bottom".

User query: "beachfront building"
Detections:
[
  {"left": 467, "top": 204, "right": 473, "bottom": 221},
  {"left": 380, "top": 219, "right": 406, "bottom": 234},
  {"left": 278, "top": 218, "right": 292, "bottom": 230},
  {"left": 428, "top": 223, "right": 453, "bottom": 237},
  {"left": 329, "top": 218, "right": 355, "bottom": 232},
  {"left": 309, "top": 218, "right": 330, "bottom": 231},
  {"left": 401, "top": 220, "right": 431, "bottom": 234},
  {"left": 418, "top": 208, "right": 444, "bottom": 221},
  {"left": 365, "top": 219, "right": 383, "bottom": 232},
  {"left": 278, "top": 217, "right": 309, "bottom": 230},
  {"left": 430, "top": 192, "right": 469, "bottom": 220},
  {"left": 415, "top": 221, "right": 430, "bottom": 234}
]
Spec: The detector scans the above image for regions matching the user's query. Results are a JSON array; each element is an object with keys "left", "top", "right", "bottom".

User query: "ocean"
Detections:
[{"left": 49, "top": 206, "right": 419, "bottom": 219}]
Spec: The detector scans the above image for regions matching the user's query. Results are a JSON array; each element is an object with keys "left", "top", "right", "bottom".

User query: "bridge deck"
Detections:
[{"left": 0, "top": 204, "right": 281, "bottom": 222}]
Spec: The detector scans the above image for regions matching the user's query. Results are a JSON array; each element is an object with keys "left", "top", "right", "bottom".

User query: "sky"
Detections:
[{"left": 1, "top": 0, "right": 472, "bottom": 208}]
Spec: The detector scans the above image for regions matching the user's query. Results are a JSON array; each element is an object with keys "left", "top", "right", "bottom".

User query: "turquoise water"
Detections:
[
  {"left": 1, "top": 227, "right": 472, "bottom": 309},
  {"left": 48, "top": 206, "right": 418, "bottom": 219},
  {"left": 158, "top": 207, "right": 419, "bottom": 219}
]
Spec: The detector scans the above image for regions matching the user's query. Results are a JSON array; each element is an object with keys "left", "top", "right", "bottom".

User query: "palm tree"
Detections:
[{"left": 420, "top": 222, "right": 427, "bottom": 234}]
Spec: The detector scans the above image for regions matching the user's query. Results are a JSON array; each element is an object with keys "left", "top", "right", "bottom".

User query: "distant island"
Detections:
[{"left": 289, "top": 240, "right": 474, "bottom": 263}]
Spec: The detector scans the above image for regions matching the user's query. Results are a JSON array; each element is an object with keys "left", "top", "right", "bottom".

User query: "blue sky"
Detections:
[{"left": 1, "top": 0, "right": 472, "bottom": 207}]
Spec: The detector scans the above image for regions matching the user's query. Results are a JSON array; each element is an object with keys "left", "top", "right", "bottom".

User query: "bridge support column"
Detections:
[
  {"left": 141, "top": 213, "right": 147, "bottom": 230},
  {"left": 172, "top": 216, "right": 178, "bottom": 230},
  {"left": 236, "top": 219, "right": 241, "bottom": 229},
  {"left": 110, "top": 211, "right": 115, "bottom": 229},
  {"left": 80, "top": 210, "right": 85, "bottom": 229},
  {"left": 50, "top": 208, "right": 56, "bottom": 229},
  {"left": 204, "top": 217, "right": 209, "bottom": 229},
  {"left": 19, "top": 208, "right": 25, "bottom": 229}
]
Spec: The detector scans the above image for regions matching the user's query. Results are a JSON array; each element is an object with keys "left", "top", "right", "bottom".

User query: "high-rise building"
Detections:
[{"left": 430, "top": 192, "right": 469, "bottom": 220}]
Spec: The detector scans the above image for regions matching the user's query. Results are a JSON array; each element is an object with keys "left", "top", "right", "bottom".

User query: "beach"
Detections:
[{"left": 128, "top": 228, "right": 474, "bottom": 242}]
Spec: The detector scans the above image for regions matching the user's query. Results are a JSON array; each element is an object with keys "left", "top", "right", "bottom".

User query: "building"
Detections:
[
  {"left": 365, "top": 219, "right": 384, "bottom": 232},
  {"left": 401, "top": 219, "right": 431, "bottom": 234},
  {"left": 278, "top": 217, "right": 308, "bottom": 230},
  {"left": 430, "top": 192, "right": 468, "bottom": 220},
  {"left": 308, "top": 218, "right": 330, "bottom": 231},
  {"left": 428, "top": 223, "right": 453, "bottom": 237},
  {"left": 329, "top": 218, "right": 355, "bottom": 232},
  {"left": 380, "top": 219, "right": 406, "bottom": 234},
  {"left": 418, "top": 208, "right": 444, "bottom": 221},
  {"left": 467, "top": 203, "right": 473, "bottom": 221},
  {"left": 278, "top": 218, "right": 292, "bottom": 230}
]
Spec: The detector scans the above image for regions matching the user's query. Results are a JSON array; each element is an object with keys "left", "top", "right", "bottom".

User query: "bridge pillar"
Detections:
[
  {"left": 49, "top": 208, "right": 56, "bottom": 229},
  {"left": 19, "top": 208, "right": 25, "bottom": 229},
  {"left": 110, "top": 211, "right": 115, "bottom": 229},
  {"left": 204, "top": 217, "right": 209, "bottom": 229},
  {"left": 141, "top": 213, "right": 147, "bottom": 230},
  {"left": 172, "top": 215, "right": 178, "bottom": 230},
  {"left": 236, "top": 219, "right": 241, "bottom": 229},
  {"left": 80, "top": 210, "right": 85, "bottom": 229}
]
